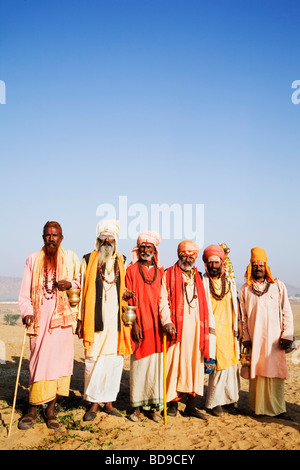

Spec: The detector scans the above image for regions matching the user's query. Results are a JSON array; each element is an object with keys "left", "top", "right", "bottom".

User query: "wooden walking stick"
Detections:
[
  {"left": 163, "top": 332, "right": 167, "bottom": 425},
  {"left": 8, "top": 323, "right": 29, "bottom": 437}
]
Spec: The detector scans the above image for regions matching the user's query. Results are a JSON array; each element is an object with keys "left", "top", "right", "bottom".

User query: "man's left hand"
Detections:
[{"left": 56, "top": 280, "right": 72, "bottom": 291}]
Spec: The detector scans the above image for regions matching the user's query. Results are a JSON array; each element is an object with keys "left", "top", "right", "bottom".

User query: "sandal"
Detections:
[
  {"left": 150, "top": 410, "right": 162, "bottom": 423},
  {"left": 18, "top": 413, "right": 36, "bottom": 430},
  {"left": 129, "top": 410, "right": 140, "bottom": 422},
  {"left": 103, "top": 407, "right": 123, "bottom": 418},
  {"left": 43, "top": 410, "right": 61, "bottom": 432}
]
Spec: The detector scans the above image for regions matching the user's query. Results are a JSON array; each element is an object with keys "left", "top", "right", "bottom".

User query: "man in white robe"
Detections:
[{"left": 77, "top": 220, "right": 132, "bottom": 421}]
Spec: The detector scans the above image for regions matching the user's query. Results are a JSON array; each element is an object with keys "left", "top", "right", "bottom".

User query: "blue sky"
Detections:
[{"left": 1, "top": 0, "right": 300, "bottom": 288}]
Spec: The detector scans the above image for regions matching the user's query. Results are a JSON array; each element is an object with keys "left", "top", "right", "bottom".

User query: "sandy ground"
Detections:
[{"left": 0, "top": 302, "right": 299, "bottom": 451}]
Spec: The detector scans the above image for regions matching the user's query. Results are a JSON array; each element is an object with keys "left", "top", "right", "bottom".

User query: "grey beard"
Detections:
[
  {"left": 98, "top": 243, "right": 115, "bottom": 265},
  {"left": 139, "top": 252, "right": 154, "bottom": 262},
  {"left": 178, "top": 259, "right": 194, "bottom": 272}
]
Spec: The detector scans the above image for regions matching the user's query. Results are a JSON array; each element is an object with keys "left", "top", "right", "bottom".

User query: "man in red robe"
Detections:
[{"left": 125, "top": 231, "right": 164, "bottom": 422}]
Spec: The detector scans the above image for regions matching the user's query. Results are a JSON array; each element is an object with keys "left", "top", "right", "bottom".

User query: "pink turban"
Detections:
[
  {"left": 177, "top": 240, "right": 200, "bottom": 258},
  {"left": 202, "top": 244, "right": 226, "bottom": 275},
  {"left": 131, "top": 230, "right": 162, "bottom": 266}
]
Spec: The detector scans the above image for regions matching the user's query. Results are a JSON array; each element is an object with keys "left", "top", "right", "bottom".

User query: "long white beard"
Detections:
[{"left": 98, "top": 243, "right": 115, "bottom": 265}]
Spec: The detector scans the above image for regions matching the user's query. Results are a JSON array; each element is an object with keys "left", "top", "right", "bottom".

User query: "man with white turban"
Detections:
[
  {"left": 202, "top": 244, "right": 240, "bottom": 417},
  {"left": 77, "top": 220, "right": 132, "bottom": 421},
  {"left": 159, "top": 240, "right": 210, "bottom": 419},
  {"left": 240, "top": 247, "right": 294, "bottom": 418},
  {"left": 125, "top": 231, "right": 165, "bottom": 422}
]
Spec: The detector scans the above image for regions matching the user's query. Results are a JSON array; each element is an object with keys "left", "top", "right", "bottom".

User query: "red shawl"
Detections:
[{"left": 165, "top": 263, "right": 210, "bottom": 359}]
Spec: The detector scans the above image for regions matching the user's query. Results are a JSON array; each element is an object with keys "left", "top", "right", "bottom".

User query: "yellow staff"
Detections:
[{"left": 163, "top": 333, "right": 167, "bottom": 425}]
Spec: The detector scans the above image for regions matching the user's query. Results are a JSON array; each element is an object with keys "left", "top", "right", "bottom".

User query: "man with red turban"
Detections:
[
  {"left": 202, "top": 244, "right": 240, "bottom": 417},
  {"left": 125, "top": 231, "right": 165, "bottom": 422},
  {"left": 240, "top": 247, "right": 294, "bottom": 418},
  {"left": 159, "top": 240, "right": 209, "bottom": 419}
]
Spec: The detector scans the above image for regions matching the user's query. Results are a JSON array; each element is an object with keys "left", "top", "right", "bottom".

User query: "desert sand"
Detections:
[{"left": 0, "top": 302, "right": 299, "bottom": 451}]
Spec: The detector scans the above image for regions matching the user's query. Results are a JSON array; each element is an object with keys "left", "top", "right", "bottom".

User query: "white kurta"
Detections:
[{"left": 81, "top": 257, "right": 124, "bottom": 403}]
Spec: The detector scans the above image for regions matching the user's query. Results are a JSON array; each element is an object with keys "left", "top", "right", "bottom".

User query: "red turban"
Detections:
[{"left": 202, "top": 244, "right": 226, "bottom": 275}]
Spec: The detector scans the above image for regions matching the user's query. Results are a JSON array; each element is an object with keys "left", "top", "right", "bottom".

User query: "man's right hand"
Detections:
[
  {"left": 76, "top": 320, "right": 83, "bottom": 338},
  {"left": 132, "top": 321, "right": 143, "bottom": 343}
]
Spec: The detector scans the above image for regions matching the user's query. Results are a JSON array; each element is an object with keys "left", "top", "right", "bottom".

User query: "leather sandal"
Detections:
[
  {"left": 103, "top": 407, "right": 123, "bottom": 418},
  {"left": 83, "top": 410, "right": 97, "bottom": 421},
  {"left": 184, "top": 407, "right": 207, "bottom": 420},
  {"left": 18, "top": 413, "right": 36, "bottom": 430},
  {"left": 129, "top": 410, "right": 140, "bottom": 422},
  {"left": 43, "top": 410, "right": 61, "bottom": 432},
  {"left": 167, "top": 402, "right": 178, "bottom": 417}
]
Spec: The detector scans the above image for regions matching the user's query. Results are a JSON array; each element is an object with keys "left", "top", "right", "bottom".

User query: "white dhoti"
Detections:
[
  {"left": 83, "top": 266, "right": 123, "bottom": 404},
  {"left": 84, "top": 354, "right": 124, "bottom": 403},
  {"left": 205, "top": 364, "right": 240, "bottom": 409},
  {"left": 130, "top": 352, "right": 164, "bottom": 410}
]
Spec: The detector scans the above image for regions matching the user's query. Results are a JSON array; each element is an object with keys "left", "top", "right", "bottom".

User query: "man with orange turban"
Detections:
[
  {"left": 202, "top": 244, "right": 240, "bottom": 417},
  {"left": 159, "top": 240, "right": 210, "bottom": 419},
  {"left": 125, "top": 231, "right": 165, "bottom": 422},
  {"left": 240, "top": 247, "right": 294, "bottom": 418}
]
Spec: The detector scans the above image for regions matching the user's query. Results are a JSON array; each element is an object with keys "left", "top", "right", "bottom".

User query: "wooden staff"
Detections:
[
  {"left": 8, "top": 325, "right": 28, "bottom": 438},
  {"left": 163, "top": 333, "right": 167, "bottom": 425}
]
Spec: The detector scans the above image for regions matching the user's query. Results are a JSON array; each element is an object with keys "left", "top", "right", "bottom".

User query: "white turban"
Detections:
[{"left": 95, "top": 219, "right": 120, "bottom": 251}]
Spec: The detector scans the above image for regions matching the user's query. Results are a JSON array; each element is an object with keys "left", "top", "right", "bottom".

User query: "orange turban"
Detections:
[
  {"left": 245, "top": 247, "right": 275, "bottom": 285},
  {"left": 202, "top": 244, "right": 226, "bottom": 275},
  {"left": 177, "top": 240, "right": 200, "bottom": 258}
]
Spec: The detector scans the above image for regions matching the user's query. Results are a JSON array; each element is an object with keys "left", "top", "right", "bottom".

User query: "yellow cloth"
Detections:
[
  {"left": 81, "top": 250, "right": 133, "bottom": 355},
  {"left": 210, "top": 279, "right": 238, "bottom": 371},
  {"left": 249, "top": 376, "right": 286, "bottom": 416},
  {"left": 245, "top": 246, "right": 275, "bottom": 285},
  {"left": 29, "top": 376, "right": 71, "bottom": 405}
]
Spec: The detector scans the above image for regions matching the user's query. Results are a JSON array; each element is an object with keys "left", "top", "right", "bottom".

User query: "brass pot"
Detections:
[
  {"left": 67, "top": 289, "right": 81, "bottom": 307},
  {"left": 122, "top": 305, "right": 137, "bottom": 325}
]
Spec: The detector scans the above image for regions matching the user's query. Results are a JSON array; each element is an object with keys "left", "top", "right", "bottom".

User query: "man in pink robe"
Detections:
[
  {"left": 18, "top": 221, "right": 80, "bottom": 431},
  {"left": 240, "top": 247, "right": 294, "bottom": 418}
]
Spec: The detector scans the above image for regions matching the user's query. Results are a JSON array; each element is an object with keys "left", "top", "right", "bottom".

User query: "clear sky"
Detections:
[{"left": 1, "top": 0, "right": 300, "bottom": 288}]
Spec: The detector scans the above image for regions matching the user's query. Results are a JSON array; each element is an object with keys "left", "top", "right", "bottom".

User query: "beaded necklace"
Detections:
[
  {"left": 43, "top": 268, "right": 57, "bottom": 300},
  {"left": 209, "top": 274, "right": 229, "bottom": 300},
  {"left": 184, "top": 278, "right": 198, "bottom": 306},
  {"left": 251, "top": 280, "right": 270, "bottom": 297},
  {"left": 138, "top": 260, "right": 157, "bottom": 285},
  {"left": 98, "top": 261, "right": 120, "bottom": 301}
]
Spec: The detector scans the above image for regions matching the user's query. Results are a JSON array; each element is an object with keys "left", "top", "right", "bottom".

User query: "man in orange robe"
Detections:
[
  {"left": 125, "top": 231, "right": 165, "bottom": 422},
  {"left": 159, "top": 240, "right": 210, "bottom": 419}
]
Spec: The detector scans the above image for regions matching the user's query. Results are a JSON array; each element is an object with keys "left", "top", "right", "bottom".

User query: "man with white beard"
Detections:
[
  {"left": 77, "top": 220, "right": 132, "bottom": 421},
  {"left": 159, "top": 240, "right": 210, "bottom": 419}
]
